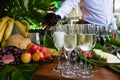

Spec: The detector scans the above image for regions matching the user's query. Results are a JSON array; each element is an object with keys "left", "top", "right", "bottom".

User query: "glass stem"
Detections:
[
  {"left": 66, "top": 51, "right": 72, "bottom": 72},
  {"left": 58, "top": 49, "right": 61, "bottom": 67},
  {"left": 84, "top": 52, "right": 88, "bottom": 68},
  {"left": 65, "top": 58, "right": 69, "bottom": 65}
]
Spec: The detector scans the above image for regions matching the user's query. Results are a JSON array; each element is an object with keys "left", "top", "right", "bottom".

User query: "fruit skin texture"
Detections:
[
  {"left": 21, "top": 52, "right": 32, "bottom": 63},
  {"left": 42, "top": 47, "right": 51, "bottom": 59},
  {"left": 2, "top": 54, "right": 15, "bottom": 64},
  {"left": 0, "top": 16, "right": 10, "bottom": 31},
  {"left": 14, "top": 20, "right": 28, "bottom": 38},
  {"left": 32, "top": 52, "right": 44, "bottom": 62},
  {"left": 20, "top": 20, "right": 30, "bottom": 32},
  {"left": 27, "top": 43, "right": 42, "bottom": 54},
  {"left": 0, "top": 22, "right": 7, "bottom": 43}
]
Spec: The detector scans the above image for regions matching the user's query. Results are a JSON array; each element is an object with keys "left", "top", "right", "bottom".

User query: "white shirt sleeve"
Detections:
[
  {"left": 118, "top": 0, "right": 120, "bottom": 3},
  {"left": 55, "top": 0, "right": 80, "bottom": 19},
  {"left": 111, "top": 17, "right": 117, "bottom": 30}
]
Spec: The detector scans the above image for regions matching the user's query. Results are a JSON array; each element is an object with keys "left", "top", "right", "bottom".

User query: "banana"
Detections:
[
  {"left": 20, "top": 20, "right": 30, "bottom": 32},
  {"left": 3, "top": 18, "right": 14, "bottom": 41},
  {"left": 0, "top": 23, "right": 8, "bottom": 43},
  {"left": 14, "top": 20, "right": 28, "bottom": 38},
  {"left": 1, "top": 18, "right": 15, "bottom": 47},
  {"left": 1, "top": 40, "right": 6, "bottom": 48},
  {"left": 0, "top": 16, "right": 10, "bottom": 31}
]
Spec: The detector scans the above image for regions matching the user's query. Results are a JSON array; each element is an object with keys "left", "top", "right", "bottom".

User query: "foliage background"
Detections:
[{"left": 0, "top": 0, "right": 56, "bottom": 25}]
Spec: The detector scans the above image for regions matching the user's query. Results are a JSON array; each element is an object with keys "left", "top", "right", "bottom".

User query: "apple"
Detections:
[
  {"left": 27, "top": 43, "right": 35, "bottom": 49},
  {"left": 21, "top": 51, "right": 32, "bottom": 63},
  {"left": 38, "top": 46, "right": 43, "bottom": 51},
  {"left": 32, "top": 52, "right": 44, "bottom": 62},
  {"left": 27, "top": 43, "right": 42, "bottom": 54},
  {"left": 41, "top": 47, "right": 51, "bottom": 59}
]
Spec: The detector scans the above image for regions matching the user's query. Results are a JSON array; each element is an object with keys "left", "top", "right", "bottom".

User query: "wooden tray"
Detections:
[{"left": 31, "top": 60, "right": 120, "bottom": 80}]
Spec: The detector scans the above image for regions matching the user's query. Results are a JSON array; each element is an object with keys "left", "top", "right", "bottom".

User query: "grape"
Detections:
[
  {"left": 0, "top": 46, "right": 25, "bottom": 65},
  {"left": 1, "top": 48, "right": 7, "bottom": 54}
]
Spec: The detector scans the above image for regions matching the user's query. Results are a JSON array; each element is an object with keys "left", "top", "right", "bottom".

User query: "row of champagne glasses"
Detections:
[
  {"left": 52, "top": 24, "right": 96, "bottom": 78},
  {"left": 77, "top": 24, "right": 96, "bottom": 78},
  {"left": 95, "top": 25, "right": 112, "bottom": 46}
]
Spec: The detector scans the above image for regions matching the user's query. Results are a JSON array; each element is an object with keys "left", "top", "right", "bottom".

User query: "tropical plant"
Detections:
[{"left": 0, "top": 0, "right": 55, "bottom": 24}]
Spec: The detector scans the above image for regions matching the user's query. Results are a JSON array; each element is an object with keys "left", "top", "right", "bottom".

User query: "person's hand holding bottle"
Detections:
[{"left": 41, "top": 13, "right": 61, "bottom": 30}]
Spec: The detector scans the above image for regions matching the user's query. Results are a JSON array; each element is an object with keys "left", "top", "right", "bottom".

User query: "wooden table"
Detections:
[{"left": 31, "top": 60, "right": 120, "bottom": 80}]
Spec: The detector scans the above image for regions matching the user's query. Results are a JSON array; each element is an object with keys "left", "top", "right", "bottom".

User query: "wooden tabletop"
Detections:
[{"left": 31, "top": 60, "right": 120, "bottom": 80}]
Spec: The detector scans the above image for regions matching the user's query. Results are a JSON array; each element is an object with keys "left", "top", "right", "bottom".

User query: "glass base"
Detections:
[
  {"left": 78, "top": 70, "right": 93, "bottom": 78},
  {"left": 53, "top": 66, "right": 63, "bottom": 72},
  {"left": 62, "top": 71, "right": 76, "bottom": 78}
]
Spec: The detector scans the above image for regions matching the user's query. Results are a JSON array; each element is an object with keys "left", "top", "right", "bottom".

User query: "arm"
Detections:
[
  {"left": 55, "top": 0, "right": 80, "bottom": 19},
  {"left": 41, "top": 0, "right": 80, "bottom": 29}
]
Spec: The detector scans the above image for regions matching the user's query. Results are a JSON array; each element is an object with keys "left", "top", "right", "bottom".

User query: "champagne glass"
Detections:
[
  {"left": 62, "top": 24, "right": 77, "bottom": 78},
  {"left": 106, "top": 25, "right": 112, "bottom": 42},
  {"left": 95, "top": 25, "right": 101, "bottom": 44},
  {"left": 62, "top": 24, "right": 79, "bottom": 67},
  {"left": 77, "top": 24, "right": 96, "bottom": 78},
  {"left": 53, "top": 24, "right": 65, "bottom": 72}
]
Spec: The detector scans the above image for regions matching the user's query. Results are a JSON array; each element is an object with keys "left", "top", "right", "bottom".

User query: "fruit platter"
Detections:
[
  {"left": 0, "top": 41, "right": 58, "bottom": 80},
  {"left": 0, "top": 16, "right": 58, "bottom": 80},
  {"left": 0, "top": 41, "right": 60, "bottom": 79}
]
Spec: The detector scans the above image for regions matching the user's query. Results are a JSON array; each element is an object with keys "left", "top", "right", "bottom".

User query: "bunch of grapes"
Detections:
[{"left": 0, "top": 46, "right": 25, "bottom": 66}]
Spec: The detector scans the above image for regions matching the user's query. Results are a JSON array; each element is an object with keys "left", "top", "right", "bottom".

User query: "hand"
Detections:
[{"left": 41, "top": 13, "right": 61, "bottom": 30}]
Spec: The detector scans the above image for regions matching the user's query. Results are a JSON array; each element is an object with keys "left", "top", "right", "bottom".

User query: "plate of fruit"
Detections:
[{"left": 0, "top": 42, "right": 58, "bottom": 66}]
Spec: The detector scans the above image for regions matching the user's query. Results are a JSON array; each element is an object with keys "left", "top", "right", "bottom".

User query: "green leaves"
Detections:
[
  {"left": 0, "top": 63, "right": 41, "bottom": 80},
  {"left": 0, "top": 65, "right": 25, "bottom": 80},
  {"left": 0, "top": 66, "right": 13, "bottom": 80},
  {"left": 109, "top": 38, "right": 120, "bottom": 47},
  {"left": 0, "top": 0, "right": 55, "bottom": 23},
  {"left": 108, "top": 65, "right": 120, "bottom": 73},
  {"left": 43, "top": 33, "right": 56, "bottom": 48}
]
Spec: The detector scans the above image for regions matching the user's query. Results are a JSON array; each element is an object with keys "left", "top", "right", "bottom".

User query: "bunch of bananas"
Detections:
[{"left": 0, "top": 16, "right": 30, "bottom": 47}]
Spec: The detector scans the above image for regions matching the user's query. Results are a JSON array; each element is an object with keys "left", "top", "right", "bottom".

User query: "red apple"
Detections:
[
  {"left": 27, "top": 43, "right": 42, "bottom": 54},
  {"left": 32, "top": 52, "right": 44, "bottom": 62},
  {"left": 42, "top": 47, "right": 51, "bottom": 59},
  {"left": 27, "top": 43, "right": 35, "bottom": 53},
  {"left": 37, "top": 46, "right": 43, "bottom": 51},
  {"left": 21, "top": 51, "right": 32, "bottom": 63},
  {"left": 27, "top": 43, "right": 34, "bottom": 49}
]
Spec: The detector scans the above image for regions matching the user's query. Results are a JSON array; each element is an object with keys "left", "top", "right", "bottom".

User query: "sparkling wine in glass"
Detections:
[
  {"left": 77, "top": 34, "right": 96, "bottom": 51},
  {"left": 77, "top": 24, "right": 96, "bottom": 78},
  {"left": 53, "top": 25, "right": 65, "bottom": 72},
  {"left": 62, "top": 24, "right": 77, "bottom": 78},
  {"left": 54, "top": 32, "right": 65, "bottom": 51}
]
